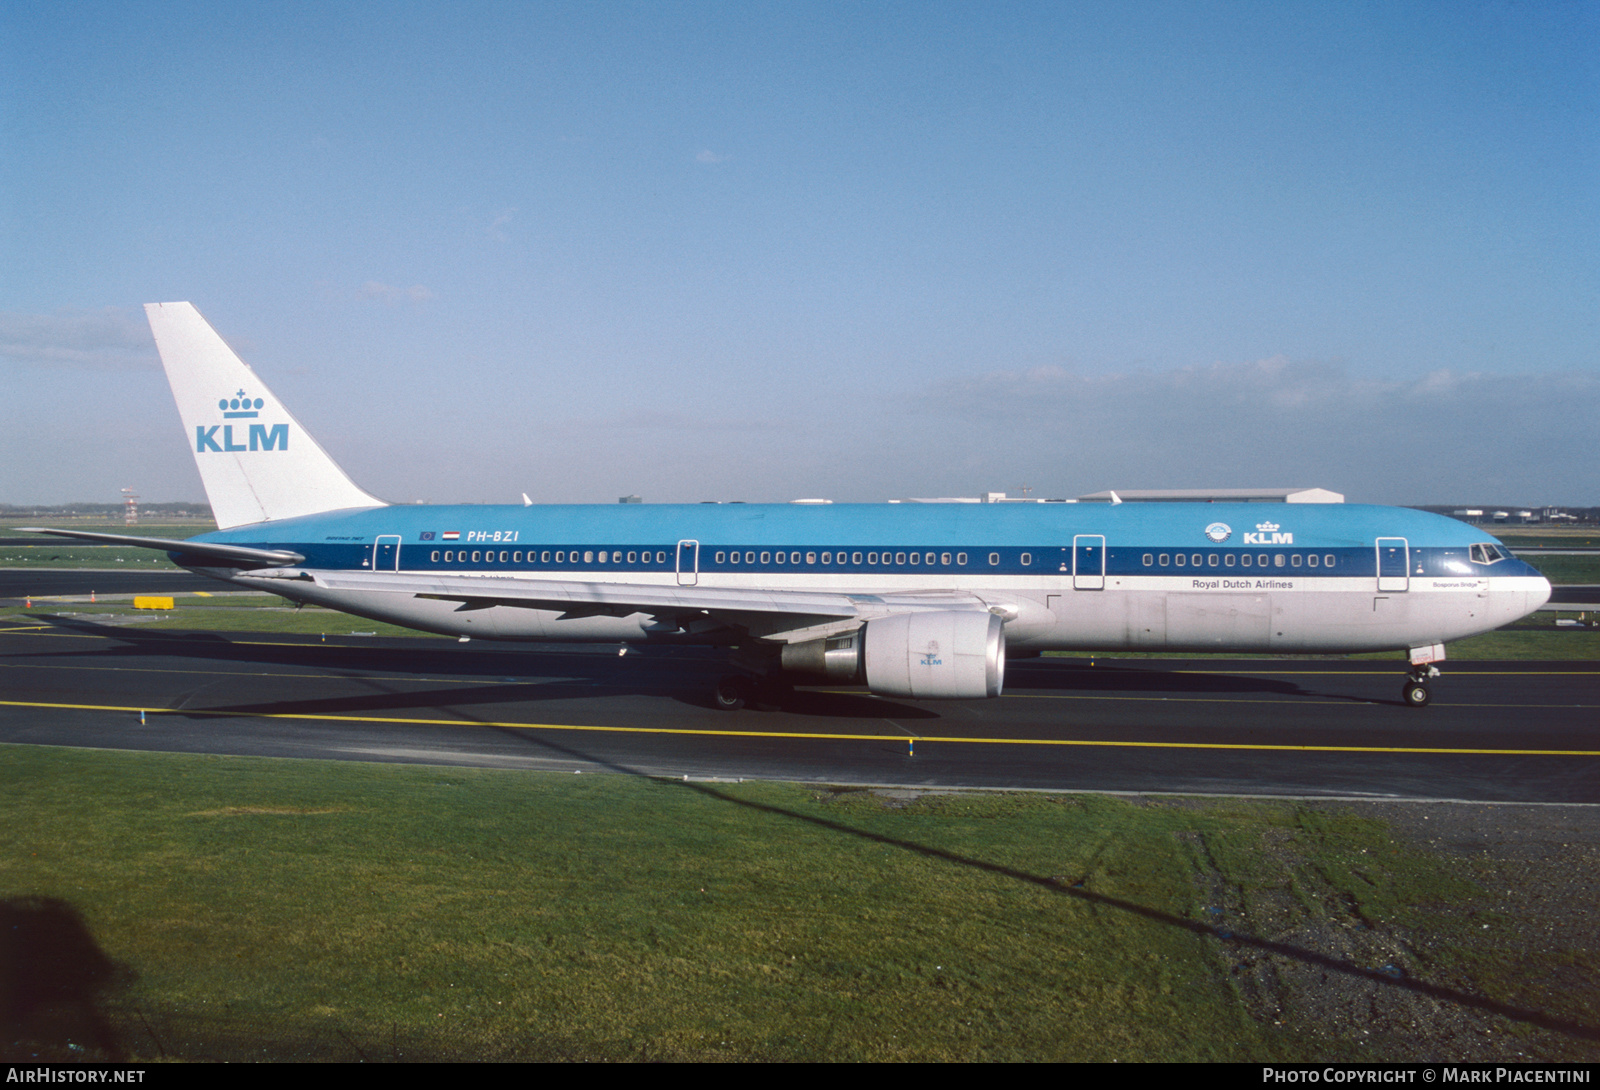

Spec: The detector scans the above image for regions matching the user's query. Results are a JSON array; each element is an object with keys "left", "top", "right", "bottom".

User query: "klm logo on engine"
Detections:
[
  {"left": 196, "top": 389, "right": 289, "bottom": 453},
  {"left": 1243, "top": 520, "right": 1293, "bottom": 545}
]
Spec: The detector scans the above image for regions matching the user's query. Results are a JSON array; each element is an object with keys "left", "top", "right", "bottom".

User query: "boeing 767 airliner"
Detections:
[{"left": 24, "top": 303, "right": 1551, "bottom": 709}]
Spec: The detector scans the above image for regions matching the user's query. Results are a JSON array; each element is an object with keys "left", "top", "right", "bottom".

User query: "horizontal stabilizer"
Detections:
[{"left": 19, "top": 527, "right": 305, "bottom": 567}]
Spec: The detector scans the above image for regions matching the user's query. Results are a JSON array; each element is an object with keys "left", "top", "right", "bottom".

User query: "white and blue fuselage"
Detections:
[{"left": 192, "top": 500, "right": 1548, "bottom": 655}]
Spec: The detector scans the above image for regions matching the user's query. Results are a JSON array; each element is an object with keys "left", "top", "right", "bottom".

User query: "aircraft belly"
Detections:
[
  {"left": 1034, "top": 582, "right": 1513, "bottom": 655},
  {"left": 1170, "top": 593, "right": 1272, "bottom": 652}
]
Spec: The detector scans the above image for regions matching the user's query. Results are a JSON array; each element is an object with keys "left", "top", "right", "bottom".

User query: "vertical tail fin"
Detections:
[{"left": 146, "top": 302, "right": 385, "bottom": 529}]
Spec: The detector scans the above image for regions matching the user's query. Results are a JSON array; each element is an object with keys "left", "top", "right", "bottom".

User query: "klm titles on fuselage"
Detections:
[
  {"left": 196, "top": 390, "right": 288, "bottom": 453},
  {"left": 1241, "top": 521, "right": 1293, "bottom": 546}
]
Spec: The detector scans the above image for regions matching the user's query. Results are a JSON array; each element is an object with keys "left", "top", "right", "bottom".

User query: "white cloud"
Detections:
[
  {"left": 0, "top": 307, "right": 157, "bottom": 369},
  {"left": 359, "top": 281, "right": 434, "bottom": 304},
  {"left": 695, "top": 149, "right": 730, "bottom": 164},
  {"left": 487, "top": 208, "right": 515, "bottom": 243},
  {"left": 912, "top": 357, "right": 1600, "bottom": 503}
]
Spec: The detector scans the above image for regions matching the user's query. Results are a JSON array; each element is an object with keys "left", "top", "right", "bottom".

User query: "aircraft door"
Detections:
[
  {"left": 374, "top": 535, "right": 402, "bottom": 572},
  {"left": 676, "top": 540, "right": 699, "bottom": 586},
  {"left": 1376, "top": 537, "right": 1409, "bottom": 592},
  {"left": 1073, "top": 535, "right": 1106, "bottom": 590}
]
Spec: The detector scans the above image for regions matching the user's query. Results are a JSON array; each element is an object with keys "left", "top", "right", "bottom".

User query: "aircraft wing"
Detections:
[{"left": 245, "top": 567, "right": 996, "bottom": 641}]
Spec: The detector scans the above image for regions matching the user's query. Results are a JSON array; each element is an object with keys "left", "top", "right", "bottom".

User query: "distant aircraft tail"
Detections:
[{"left": 145, "top": 302, "right": 385, "bottom": 529}]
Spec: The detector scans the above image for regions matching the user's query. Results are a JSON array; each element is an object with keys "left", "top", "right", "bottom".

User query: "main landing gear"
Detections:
[
  {"left": 714, "top": 674, "right": 751, "bottom": 711},
  {"left": 1402, "top": 663, "right": 1441, "bottom": 708},
  {"left": 713, "top": 674, "right": 794, "bottom": 711}
]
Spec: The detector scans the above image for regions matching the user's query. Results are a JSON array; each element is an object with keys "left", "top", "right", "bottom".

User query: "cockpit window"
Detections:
[{"left": 1470, "top": 543, "right": 1509, "bottom": 565}]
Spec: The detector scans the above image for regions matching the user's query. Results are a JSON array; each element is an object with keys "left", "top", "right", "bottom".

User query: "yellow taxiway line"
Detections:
[{"left": 3, "top": 698, "right": 1599, "bottom": 757}]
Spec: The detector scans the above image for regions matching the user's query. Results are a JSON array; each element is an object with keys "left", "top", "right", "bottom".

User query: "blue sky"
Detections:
[{"left": 3, "top": 1, "right": 1596, "bottom": 506}]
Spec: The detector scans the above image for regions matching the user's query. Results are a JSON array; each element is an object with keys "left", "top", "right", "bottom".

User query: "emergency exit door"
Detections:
[{"left": 1073, "top": 535, "right": 1105, "bottom": 590}]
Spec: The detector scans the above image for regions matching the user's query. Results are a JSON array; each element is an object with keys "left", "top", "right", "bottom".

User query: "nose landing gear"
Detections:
[{"left": 1402, "top": 648, "right": 1443, "bottom": 708}]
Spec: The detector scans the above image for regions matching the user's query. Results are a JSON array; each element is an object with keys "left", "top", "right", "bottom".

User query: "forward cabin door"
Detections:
[
  {"left": 374, "top": 535, "right": 401, "bottom": 572},
  {"left": 676, "top": 540, "right": 699, "bottom": 586},
  {"left": 1376, "top": 537, "right": 1409, "bottom": 592},
  {"left": 1073, "top": 535, "right": 1106, "bottom": 590}
]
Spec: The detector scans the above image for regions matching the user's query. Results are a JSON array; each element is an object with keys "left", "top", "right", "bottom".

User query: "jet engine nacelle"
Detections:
[{"left": 864, "top": 610, "right": 1006, "bottom": 699}]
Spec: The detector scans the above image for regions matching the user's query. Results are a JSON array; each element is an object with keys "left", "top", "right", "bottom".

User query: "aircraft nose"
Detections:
[{"left": 1532, "top": 574, "right": 1553, "bottom": 611}]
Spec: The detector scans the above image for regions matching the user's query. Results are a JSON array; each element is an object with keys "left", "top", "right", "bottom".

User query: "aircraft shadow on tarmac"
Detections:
[{"left": 17, "top": 615, "right": 1377, "bottom": 716}]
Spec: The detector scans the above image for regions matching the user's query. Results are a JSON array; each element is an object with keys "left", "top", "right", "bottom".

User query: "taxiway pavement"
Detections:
[{"left": 1, "top": 616, "right": 1596, "bottom": 802}]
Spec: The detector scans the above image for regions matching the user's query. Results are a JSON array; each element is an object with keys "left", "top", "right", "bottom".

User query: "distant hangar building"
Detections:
[{"left": 1076, "top": 487, "right": 1345, "bottom": 504}]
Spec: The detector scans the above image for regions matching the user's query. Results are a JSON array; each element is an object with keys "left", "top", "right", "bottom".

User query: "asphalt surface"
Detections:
[
  {"left": 2, "top": 613, "right": 1597, "bottom": 802},
  {"left": 0, "top": 568, "right": 226, "bottom": 601}
]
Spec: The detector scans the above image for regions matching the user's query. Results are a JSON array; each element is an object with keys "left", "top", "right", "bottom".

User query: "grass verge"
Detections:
[{"left": 2, "top": 747, "right": 1596, "bottom": 1062}]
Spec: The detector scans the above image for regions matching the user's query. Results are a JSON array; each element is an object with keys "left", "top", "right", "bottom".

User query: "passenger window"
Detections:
[
  {"left": 941, "top": 553, "right": 951, "bottom": 565},
  {"left": 1274, "top": 554, "right": 1285, "bottom": 567},
  {"left": 715, "top": 551, "right": 726, "bottom": 563},
  {"left": 791, "top": 552, "right": 800, "bottom": 564},
  {"left": 761, "top": 552, "right": 771, "bottom": 564},
  {"left": 1207, "top": 554, "right": 1218, "bottom": 567},
  {"left": 1142, "top": 553, "right": 1152, "bottom": 566},
  {"left": 1175, "top": 554, "right": 1186, "bottom": 567},
  {"left": 541, "top": 551, "right": 551, "bottom": 563},
  {"left": 1307, "top": 554, "right": 1317, "bottom": 567},
  {"left": 956, "top": 553, "right": 966, "bottom": 565},
  {"left": 584, "top": 551, "right": 594, "bottom": 563},
  {"left": 1159, "top": 553, "right": 1169, "bottom": 566},
  {"left": 854, "top": 552, "right": 864, "bottom": 564},
  {"left": 1224, "top": 554, "right": 1235, "bottom": 567},
  {"left": 988, "top": 553, "right": 1000, "bottom": 566},
  {"left": 628, "top": 551, "right": 637, "bottom": 563},
  {"left": 431, "top": 551, "right": 440, "bottom": 562},
  {"left": 500, "top": 551, "right": 509, "bottom": 563},
  {"left": 471, "top": 551, "right": 481, "bottom": 563},
  {"left": 909, "top": 552, "right": 919, "bottom": 565},
  {"left": 867, "top": 552, "right": 877, "bottom": 564},
  {"left": 1291, "top": 554, "right": 1302, "bottom": 567},
  {"left": 807, "top": 552, "right": 816, "bottom": 564},
  {"left": 513, "top": 551, "right": 521, "bottom": 563},
  {"left": 1324, "top": 554, "right": 1334, "bottom": 567},
  {"left": 1191, "top": 554, "right": 1201, "bottom": 566},
  {"left": 895, "top": 552, "right": 907, "bottom": 565},
  {"left": 1020, "top": 553, "right": 1031, "bottom": 566},
  {"left": 745, "top": 552, "right": 754, "bottom": 564},
  {"left": 821, "top": 552, "right": 830, "bottom": 564}
]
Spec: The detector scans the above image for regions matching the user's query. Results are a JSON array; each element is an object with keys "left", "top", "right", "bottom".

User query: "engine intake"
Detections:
[{"left": 865, "top": 611, "right": 1006, "bottom": 699}]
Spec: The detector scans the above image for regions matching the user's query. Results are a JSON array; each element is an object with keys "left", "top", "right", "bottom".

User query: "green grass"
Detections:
[
  {"left": 1522, "top": 555, "right": 1600, "bottom": 584},
  {"left": 3, "top": 747, "right": 1589, "bottom": 1062},
  {"left": 0, "top": 522, "right": 213, "bottom": 536},
  {"left": 0, "top": 547, "right": 198, "bottom": 568}
]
